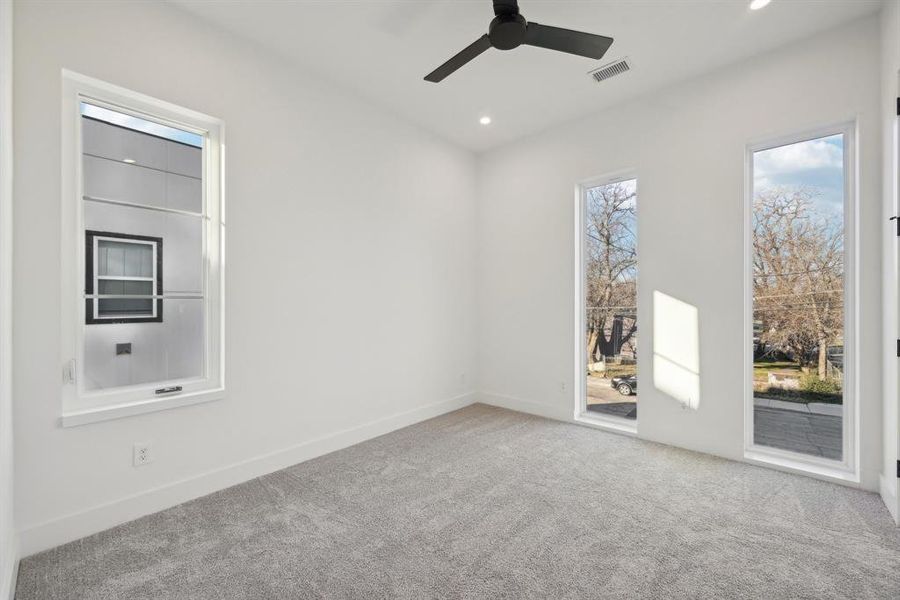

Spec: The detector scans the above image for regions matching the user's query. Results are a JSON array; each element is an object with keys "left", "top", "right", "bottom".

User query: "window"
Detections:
[
  {"left": 86, "top": 231, "right": 162, "bottom": 323},
  {"left": 61, "top": 72, "right": 224, "bottom": 425},
  {"left": 578, "top": 174, "right": 638, "bottom": 426},
  {"left": 746, "top": 125, "right": 855, "bottom": 477}
]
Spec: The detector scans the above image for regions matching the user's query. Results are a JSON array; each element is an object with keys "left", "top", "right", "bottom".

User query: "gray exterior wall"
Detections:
[{"left": 82, "top": 118, "right": 204, "bottom": 390}]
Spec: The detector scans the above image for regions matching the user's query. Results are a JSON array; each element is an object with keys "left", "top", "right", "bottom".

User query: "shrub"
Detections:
[
  {"left": 753, "top": 373, "right": 843, "bottom": 404},
  {"left": 800, "top": 374, "right": 841, "bottom": 395}
]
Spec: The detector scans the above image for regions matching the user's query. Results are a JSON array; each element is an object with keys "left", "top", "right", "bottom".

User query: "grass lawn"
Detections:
[
  {"left": 754, "top": 387, "right": 843, "bottom": 405},
  {"left": 753, "top": 360, "right": 844, "bottom": 404},
  {"left": 753, "top": 359, "right": 842, "bottom": 405},
  {"left": 590, "top": 363, "right": 636, "bottom": 379},
  {"left": 752, "top": 359, "right": 801, "bottom": 383}
]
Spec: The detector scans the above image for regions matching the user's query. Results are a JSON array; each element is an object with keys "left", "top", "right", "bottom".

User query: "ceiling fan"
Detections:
[{"left": 424, "top": 0, "right": 614, "bottom": 83}]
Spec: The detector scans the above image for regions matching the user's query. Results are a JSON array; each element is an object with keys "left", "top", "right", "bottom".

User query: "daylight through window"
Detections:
[
  {"left": 61, "top": 77, "right": 224, "bottom": 423},
  {"left": 584, "top": 178, "right": 638, "bottom": 421},
  {"left": 751, "top": 133, "right": 848, "bottom": 462}
]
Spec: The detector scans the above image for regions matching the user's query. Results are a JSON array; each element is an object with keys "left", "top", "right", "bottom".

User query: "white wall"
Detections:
[
  {"left": 10, "top": 0, "right": 895, "bottom": 564},
  {"left": 477, "top": 17, "right": 884, "bottom": 491},
  {"left": 881, "top": 0, "right": 900, "bottom": 522},
  {"left": 0, "top": 0, "right": 15, "bottom": 594},
  {"left": 13, "top": 0, "right": 477, "bottom": 555}
]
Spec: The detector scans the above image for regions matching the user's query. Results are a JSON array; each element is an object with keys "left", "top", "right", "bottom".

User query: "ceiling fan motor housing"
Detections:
[{"left": 489, "top": 13, "right": 527, "bottom": 50}]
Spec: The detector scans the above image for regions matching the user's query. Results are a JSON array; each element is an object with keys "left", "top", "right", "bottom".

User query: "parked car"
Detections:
[{"left": 610, "top": 375, "right": 637, "bottom": 396}]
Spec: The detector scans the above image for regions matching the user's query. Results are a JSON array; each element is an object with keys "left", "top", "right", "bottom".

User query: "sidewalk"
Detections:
[
  {"left": 753, "top": 403, "right": 842, "bottom": 460},
  {"left": 753, "top": 396, "right": 842, "bottom": 416}
]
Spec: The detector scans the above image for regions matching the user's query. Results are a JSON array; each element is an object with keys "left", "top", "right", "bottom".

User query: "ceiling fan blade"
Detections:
[
  {"left": 424, "top": 35, "right": 493, "bottom": 83},
  {"left": 523, "top": 22, "right": 613, "bottom": 60}
]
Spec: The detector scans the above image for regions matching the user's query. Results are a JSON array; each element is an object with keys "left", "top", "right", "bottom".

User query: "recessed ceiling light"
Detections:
[
  {"left": 123, "top": 158, "right": 136, "bottom": 164},
  {"left": 749, "top": 0, "right": 771, "bottom": 10},
  {"left": 479, "top": 116, "right": 492, "bottom": 125}
]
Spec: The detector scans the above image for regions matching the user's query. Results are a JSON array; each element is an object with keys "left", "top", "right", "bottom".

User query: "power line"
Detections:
[
  {"left": 754, "top": 289, "right": 842, "bottom": 300},
  {"left": 753, "top": 269, "right": 843, "bottom": 279},
  {"left": 753, "top": 307, "right": 844, "bottom": 312}
]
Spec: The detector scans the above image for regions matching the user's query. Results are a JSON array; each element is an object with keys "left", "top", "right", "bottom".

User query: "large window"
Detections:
[
  {"left": 580, "top": 176, "right": 638, "bottom": 423},
  {"left": 61, "top": 73, "right": 224, "bottom": 425},
  {"left": 747, "top": 126, "right": 854, "bottom": 473}
]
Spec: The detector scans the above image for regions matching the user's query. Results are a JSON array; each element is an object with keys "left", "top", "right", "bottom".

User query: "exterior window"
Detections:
[
  {"left": 747, "top": 125, "right": 855, "bottom": 474},
  {"left": 61, "top": 72, "right": 224, "bottom": 424},
  {"left": 86, "top": 231, "right": 162, "bottom": 323},
  {"left": 579, "top": 175, "right": 638, "bottom": 424}
]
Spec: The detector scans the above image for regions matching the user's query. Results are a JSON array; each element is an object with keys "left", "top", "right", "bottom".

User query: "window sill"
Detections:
[
  {"left": 61, "top": 387, "right": 225, "bottom": 427},
  {"left": 744, "top": 446, "right": 858, "bottom": 486},
  {"left": 574, "top": 412, "right": 638, "bottom": 436}
]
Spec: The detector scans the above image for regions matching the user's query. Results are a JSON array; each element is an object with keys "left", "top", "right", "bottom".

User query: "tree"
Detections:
[
  {"left": 752, "top": 186, "right": 843, "bottom": 378},
  {"left": 585, "top": 182, "right": 637, "bottom": 364}
]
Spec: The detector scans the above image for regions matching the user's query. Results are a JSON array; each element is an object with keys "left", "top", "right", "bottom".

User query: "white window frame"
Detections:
[
  {"left": 743, "top": 121, "right": 858, "bottom": 483},
  {"left": 60, "top": 70, "right": 225, "bottom": 426},
  {"left": 574, "top": 169, "right": 639, "bottom": 435},
  {"left": 90, "top": 234, "right": 159, "bottom": 321}
]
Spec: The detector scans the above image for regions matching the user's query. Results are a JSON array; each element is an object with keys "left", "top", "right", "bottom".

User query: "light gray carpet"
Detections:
[{"left": 16, "top": 404, "right": 900, "bottom": 599}]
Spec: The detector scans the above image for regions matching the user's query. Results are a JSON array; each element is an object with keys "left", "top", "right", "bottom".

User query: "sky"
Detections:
[
  {"left": 586, "top": 178, "right": 637, "bottom": 250},
  {"left": 586, "top": 178, "right": 638, "bottom": 282},
  {"left": 81, "top": 102, "right": 204, "bottom": 148},
  {"left": 753, "top": 134, "right": 844, "bottom": 218}
]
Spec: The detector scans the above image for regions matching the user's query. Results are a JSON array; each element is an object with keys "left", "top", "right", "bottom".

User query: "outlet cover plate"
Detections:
[{"left": 133, "top": 442, "right": 152, "bottom": 467}]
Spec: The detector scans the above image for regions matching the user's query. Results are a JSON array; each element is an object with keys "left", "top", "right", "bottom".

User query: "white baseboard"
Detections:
[
  {"left": 478, "top": 391, "right": 571, "bottom": 422},
  {"left": 880, "top": 474, "right": 899, "bottom": 525},
  {"left": 479, "top": 392, "right": 886, "bottom": 495},
  {"left": 4, "top": 561, "right": 17, "bottom": 600},
  {"left": 477, "top": 392, "right": 639, "bottom": 437},
  {"left": 19, "top": 392, "right": 475, "bottom": 558},
  {"left": 2, "top": 532, "right": 18, "bottom": 600}
]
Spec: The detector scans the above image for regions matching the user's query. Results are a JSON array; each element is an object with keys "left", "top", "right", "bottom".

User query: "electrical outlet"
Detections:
[
  {"left": 133, "top": 442, "right": 153, "bottom": 467},
  {"left": 460, "top": 372, "right": 467, "bottom": 386},
  {"left": 560, "top": 381, "right": 567, "bottom": 392}
]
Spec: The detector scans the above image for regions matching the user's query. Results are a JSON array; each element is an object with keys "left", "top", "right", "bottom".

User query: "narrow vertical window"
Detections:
[
  {"left": 750, "top": 131, "right": 850, "bottom": 464},
  {"left": 61, "top": 73, "right": 224, "bottom": 424},
  {"left": 583, "top": 178, "right": 638, "bottom": 421}
]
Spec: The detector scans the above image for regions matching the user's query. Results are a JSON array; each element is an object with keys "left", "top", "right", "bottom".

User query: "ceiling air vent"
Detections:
[{"left": 589, "top": 58, "right": 631, "bottom": 83}]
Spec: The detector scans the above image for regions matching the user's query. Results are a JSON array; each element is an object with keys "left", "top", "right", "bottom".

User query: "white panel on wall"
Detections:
[
  {"left": 167, "top": 141, "right": 201, "bottom": 178},
  {"left": 84, "top": 202, "right": 202, "bottom": 293},
  {"left": 159, "top": 212, "right": 202, "bottom": 293},
  {"left": 165, "top": 172, "right": 201, "bottom": 213},
  {"left": 83, "top": 298, "right": 204, "bottom": 390},
  {"left": 83, "top": 156, "right": 202, "bottom": 213},
  {"left": 84, "top": 323, "right": 162, "bottom": 390},
  {"left": 83, "top": 155, "right": 166, "bottom": 207},
  {"left": 82, "top": 118, "right": 167, "bottom": 171},
  {"left": 163, "top": 299, "right": 205, "bottom": 381},
  {"left": 82, "top": 118, "right": 202, "bottom": 213}
]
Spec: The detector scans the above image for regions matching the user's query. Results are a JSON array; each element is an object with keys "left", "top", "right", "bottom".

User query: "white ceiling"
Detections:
[{"left": 171, "top": 0, "right": 883, "bottom": 152}]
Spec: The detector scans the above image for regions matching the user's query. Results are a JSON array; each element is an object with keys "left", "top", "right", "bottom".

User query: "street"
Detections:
[{"left": 585, "top": 376, "right": 841, "bottom": 459}]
